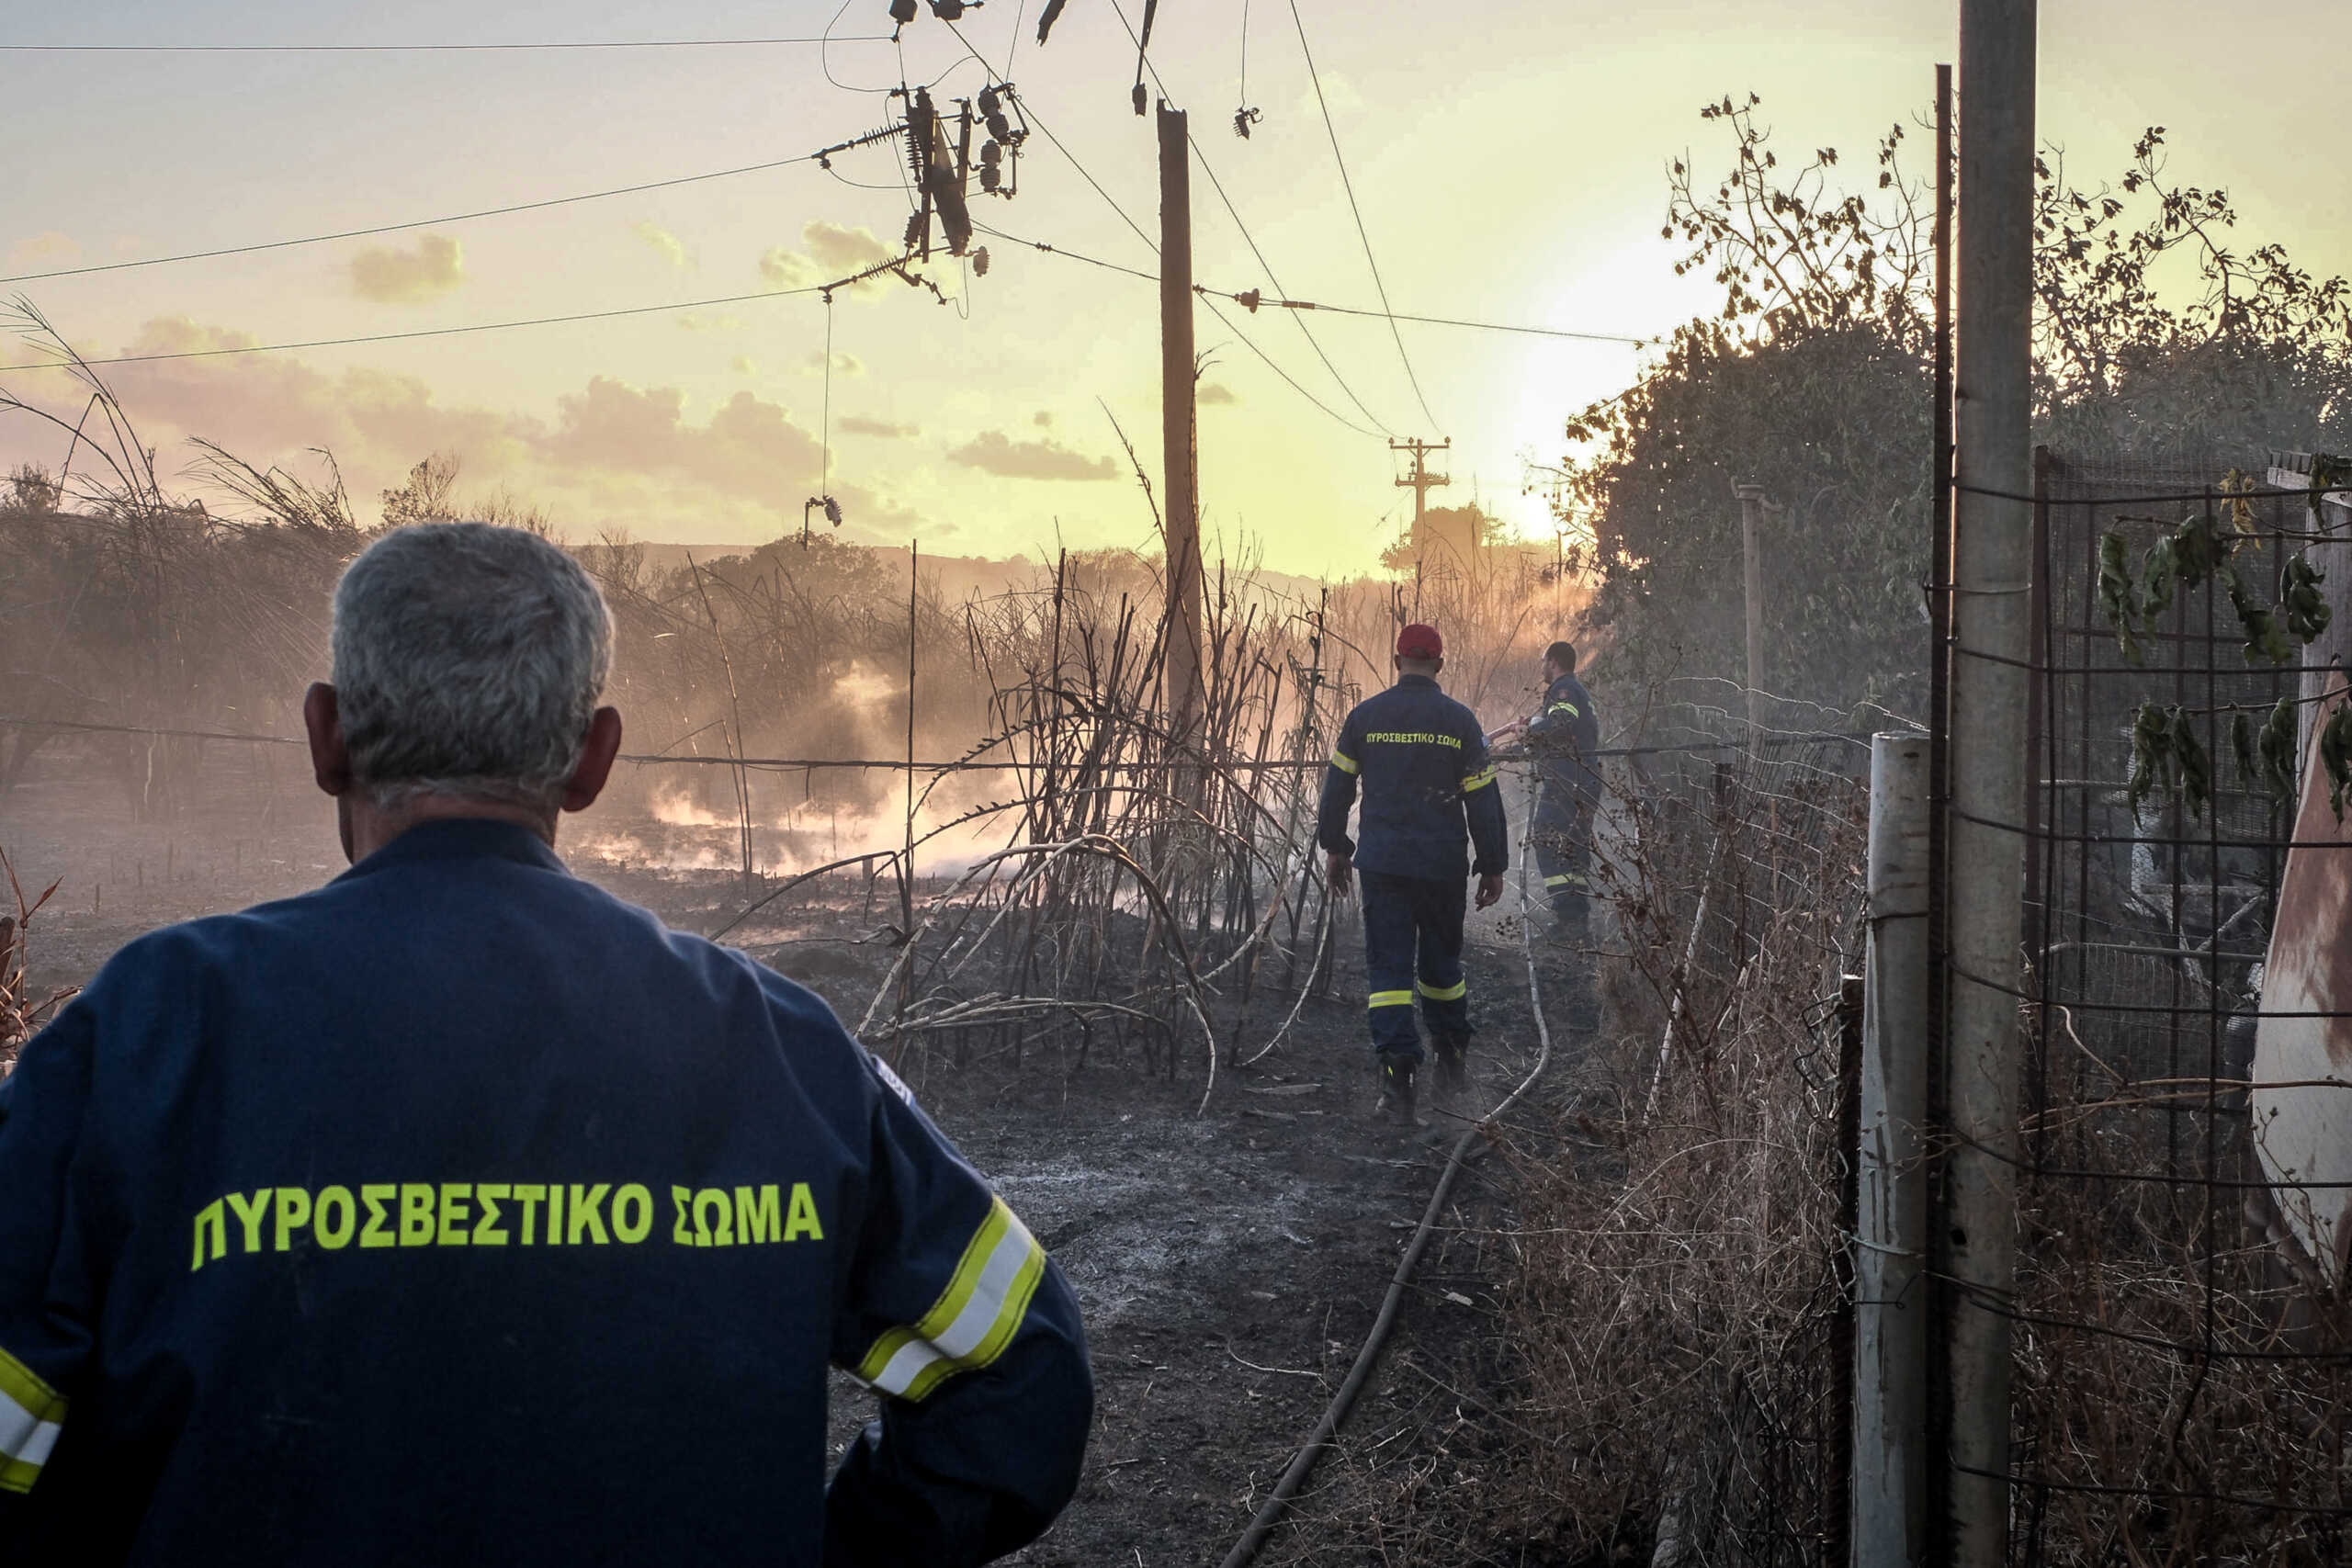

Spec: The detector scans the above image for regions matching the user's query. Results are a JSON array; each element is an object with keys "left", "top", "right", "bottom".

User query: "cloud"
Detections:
[
  {"left": 1033, "top": 410, "right": 1054, "bottom": 428},
  {"left": 945, "top": 430, "right": 1118, "bottom": 482},
  {"left": 840, "top": 415, "right": 921, "bottom": 439},
  {"left": 7, "top": 231, "right": 79, "bottom": 270},
  {"left": 802, "top": 348, "right": 867, "bottom": 378},
  {"left": 759, "top": 220, "right": 899, "bottom": 298},
  {"left": 348, "top": 233, "right": 465, "bottom": 303},
  {"left": 634, "top": 221, "right": 689, "bottom": 268},
  {"left": 1199, "top": 382, "right": 1238, "bottom": 406},
  {"left": 675, "top": 312, "right": 746, "bottom": 332},
  {"left": 0, "top": 317, "right": 922, "bottom": 545},
  {"left": 731, "top": 355, "right": 758, "bottom": 376}
]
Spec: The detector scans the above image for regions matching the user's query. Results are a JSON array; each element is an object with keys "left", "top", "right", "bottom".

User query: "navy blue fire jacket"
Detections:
[
  {"left": 1528, "top": 671, "right": 1601, "bottom": 807},
  {"left": 0, "top": 818, "right": 1091, "bottom": 1567},
  {"left": 1317, "top": 673, "right": 1509, "bottom": 880}
]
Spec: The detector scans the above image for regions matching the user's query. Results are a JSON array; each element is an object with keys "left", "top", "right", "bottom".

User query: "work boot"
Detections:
[
  {"left": 1375, "top": 1053, "right": 1420, "bottom": 1126},
  {"left": 1431, "top": 1035, "right": 1470, "bottom": 1111}
]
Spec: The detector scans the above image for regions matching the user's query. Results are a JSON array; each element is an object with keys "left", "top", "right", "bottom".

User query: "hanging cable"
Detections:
[
  {"left": 0, "top": 35, "right": 891, "bottom": 52},
  {"left": 0, "top": 277, "right": 841, "bottom": 375},
  {"left": 0, "top": 151, "right": 831, "bottom": 285},
  {"left": 1287, "top": 0, "right": 1440, "bottom": 432},
  {"left": 1099, "top": 0, "right": 1393, "bottom": 434},
  {"left": 803, "top": 292, "right": 844, "bottom": 544},
  {"left": 1198, "top": 294, "right": 1383, "bottom": 438},
  {"left": 1234, "top": 0, "right": 1260, "bottom": 136}
]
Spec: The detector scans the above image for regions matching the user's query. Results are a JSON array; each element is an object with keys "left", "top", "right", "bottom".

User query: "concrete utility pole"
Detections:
[
  {"left": 1856, "top": 732, "right": 1931, "bottom": 1567},
  {"left": 1736, "top": 483, "right": 1769, "bottom": 737},
  {"left": 1945, "top": 5, "right": 2037, "bottom": 1564},
  {"left": 1391, "top": 437, "right": 1452, "bottom": 535},
  {"left": 1157, "top": 100, "right": 1204, "bottom": 739}
]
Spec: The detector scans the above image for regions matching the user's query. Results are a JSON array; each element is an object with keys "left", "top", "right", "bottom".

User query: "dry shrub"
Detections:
[
  {"left": 2006, "top": 1086, "right": 2352, "bottom": 1564},
  {"left": 1486, "top": 746, "right": 1867, "bottom": 1565},
  {"left": 1, "top": 850, "right": 75, "bottom": 1075}
]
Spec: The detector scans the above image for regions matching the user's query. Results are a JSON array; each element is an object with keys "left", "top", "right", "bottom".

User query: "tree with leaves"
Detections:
[{"left": 1554, "top": 95, "right": 2352, "bottom": 725}]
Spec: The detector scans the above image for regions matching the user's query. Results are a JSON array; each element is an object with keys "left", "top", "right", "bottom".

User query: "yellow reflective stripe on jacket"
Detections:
[
  {"left": 1544, "top": 873, "right": 1588, "bottom": 889},
  {"left": 1460, "top": 764, "right": 1497, "bottom": 793},
  {"left": 1416, "top": 977, "right": 1466, "bottom": 1002},
  {"left": 1367, "top": 989, "right": 1415, "bottom": 1010},
  {"left": 1546, "top": 700, "right": 1582, "bottom": 717},
  {"left": 1328, "top": 750, "right": 1359, "bottom": 775},
  {"left": 0, "top": 1342, "right": 66, "bottom": 1495},
  {"left": 854, "top": 1196, "right": 1046, "bottom": 1403}
]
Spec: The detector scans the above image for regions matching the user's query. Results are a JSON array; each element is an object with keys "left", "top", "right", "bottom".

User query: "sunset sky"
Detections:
[{"left": 5, "top": 0, "right": 2346, "bottom": 577}]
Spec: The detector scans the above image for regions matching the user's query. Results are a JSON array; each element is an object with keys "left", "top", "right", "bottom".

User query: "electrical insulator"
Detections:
[
  {"left": 824, "top": 497, "right": 843, "bottom": 526},
  {"left": 903, "top": 210, "right": 926, "bottom": 248},
  {"left": 973, "top": 246, "right": 990, "bottom": 276},
  {"left": 979, "top": 164, "right": 1001, "bottom": 192},
  {"left": 926, "top": 0, "right": 965, "bottom": 17},
  {"left": 978, "top": 86, "right": 1000, "bottom": 116},
  {"left": 1131, "top": 83, "right": 1147, "bottom": 117},
  {"left": 888, "top": 0, "right": 917, "bottom": 23},
  {"left": 985, "top": 110, "right": 1012, "bottom": 142},
  {"left": 979, "top": 140, "right": 1001, "bottom": 164}
]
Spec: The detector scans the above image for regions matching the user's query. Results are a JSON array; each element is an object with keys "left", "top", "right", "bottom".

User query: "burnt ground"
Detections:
[{"left": 7, "top": 761, "right": 1604, "bottom": 1567}]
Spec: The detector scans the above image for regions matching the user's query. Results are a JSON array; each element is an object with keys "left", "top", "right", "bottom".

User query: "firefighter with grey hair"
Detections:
[{"left": 0, "top": 523, "right": 1091, "bottom": 1566}]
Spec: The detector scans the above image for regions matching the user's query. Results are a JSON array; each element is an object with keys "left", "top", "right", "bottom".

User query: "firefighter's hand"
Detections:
[
  {"left": 1326, "top": 851, "right": 1353, "bottom": 898},
  {"left": 1474, "top": 873, "right": 1505, "bottom": 909}
]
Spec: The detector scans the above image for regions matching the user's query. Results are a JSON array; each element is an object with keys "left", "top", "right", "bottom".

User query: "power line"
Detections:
[
  {"left": 974, "top": 223, "right": 1650, "bottom": 345},
  {"left": 1, "top": 152, "right": 833, "bottom": 285},
  {"left": 0, "top": 36, "right": 894, "bottom": 53},
  {"left": 1100, "top": 0, "right": 1394, "bottom": 434},
  {"left": 0, "top": 281, "right": 831, "bottom": 375},
  {"left": 1287, "top": 0, "right": 1440, "bottom": 432},
  {"left": 974, "top": 223, "right": 1159, "bottom": 284},
  {"left": 1198, "top": 294, "right": 1382, "bottom": 438},
  {"left": 1210, "top": 290, "right": 1648, "bottom": 347}
]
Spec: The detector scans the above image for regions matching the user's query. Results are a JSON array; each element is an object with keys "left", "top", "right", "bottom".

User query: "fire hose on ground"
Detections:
[{"left": 1215, "top": 850, "right": 1563, "bottom": 1568}]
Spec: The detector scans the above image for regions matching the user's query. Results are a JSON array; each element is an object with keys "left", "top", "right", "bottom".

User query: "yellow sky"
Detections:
[{"left": 4, "top": 0, "right": 2346, "bottom": 576}]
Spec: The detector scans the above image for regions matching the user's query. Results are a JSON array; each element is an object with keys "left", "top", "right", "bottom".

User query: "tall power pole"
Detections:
[
  {"left": 1390, "top": 437, "right": 1451, "bottom": 537},
  {"left": 1158, "top": 100, "right": 1204, "bottom": 739},
  {"left": 1945, "top": 4, "right": 2037, "bottom": 1565}
]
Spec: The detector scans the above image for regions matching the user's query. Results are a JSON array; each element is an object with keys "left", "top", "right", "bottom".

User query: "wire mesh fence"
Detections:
[{"left": 2000, "top": 453, "right": 2352, "bottom": 1562}]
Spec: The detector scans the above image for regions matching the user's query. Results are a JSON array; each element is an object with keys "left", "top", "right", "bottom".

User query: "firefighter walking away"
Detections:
[
  {"left": 1492, "top": 639, "right": 1600, "bottom": 939},
  {"left": 1317, "top": 623, "right": 1509, "bottom": 1126}
]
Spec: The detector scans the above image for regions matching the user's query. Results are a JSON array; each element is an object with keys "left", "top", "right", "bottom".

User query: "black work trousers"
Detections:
[
  {"left": 1359, "top": 870, "right": 1468, "bottom": 1062},
  {"left": 1531, "top": 784, "right": 1593, "bottom": 919}
]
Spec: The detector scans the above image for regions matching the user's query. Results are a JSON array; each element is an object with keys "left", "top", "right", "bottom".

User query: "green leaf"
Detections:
[
  {"left": 2170, "top": 705, "right": 2211, "bottom": 820},
  {"left": 2127, "top": 701, "right": 2170, "bottom": 821},
  {"left": 2257, "top": 695, "right": 2299, "bottom": 803},
  {"left": 2098, "top": 531, "right": 2144, "bottom": 662},
  {"left": 2281, "top": 553, "right": 2331, "bottom": 643},
  {"left": 2323, "top": 704, "right": 2352, "bottom": 823}
]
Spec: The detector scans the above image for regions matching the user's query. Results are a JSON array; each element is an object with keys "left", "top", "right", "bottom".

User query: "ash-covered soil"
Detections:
[{"left": 7, "top": 766, "right": 1598, "bottom": 1566}]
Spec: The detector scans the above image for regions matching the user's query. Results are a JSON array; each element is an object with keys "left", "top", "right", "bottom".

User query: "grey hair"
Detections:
[{"left": 331, "top": 522, "right": 614, "bottom": 812}]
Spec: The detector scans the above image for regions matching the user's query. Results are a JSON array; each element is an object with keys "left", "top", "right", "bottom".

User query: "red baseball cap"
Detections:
[{"left": 1396, "top": 623, "right": 1443, "bottom": 659}]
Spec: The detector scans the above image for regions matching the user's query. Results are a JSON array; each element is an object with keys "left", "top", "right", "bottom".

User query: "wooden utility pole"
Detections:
[
  {"left": 1945, "top": 5, "right": 2037, "bottom": 1564},
  {"left": 1390, "top": 437, "right": 1451, "bottom": 536},
  {"left": 1158, "top": 100, "right": 1204, "bottom": 739},
  {"left": 1736, "top": 482, "right": 1769, "bottom": 739}
]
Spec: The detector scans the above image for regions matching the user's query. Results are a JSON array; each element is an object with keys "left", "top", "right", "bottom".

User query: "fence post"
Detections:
[
  {"left": 1736, "top": 483, "right": 1768, "bottom": 739},
  {"left": 1856, "top": 732, "right": 1932, "bottom": 1565}
]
